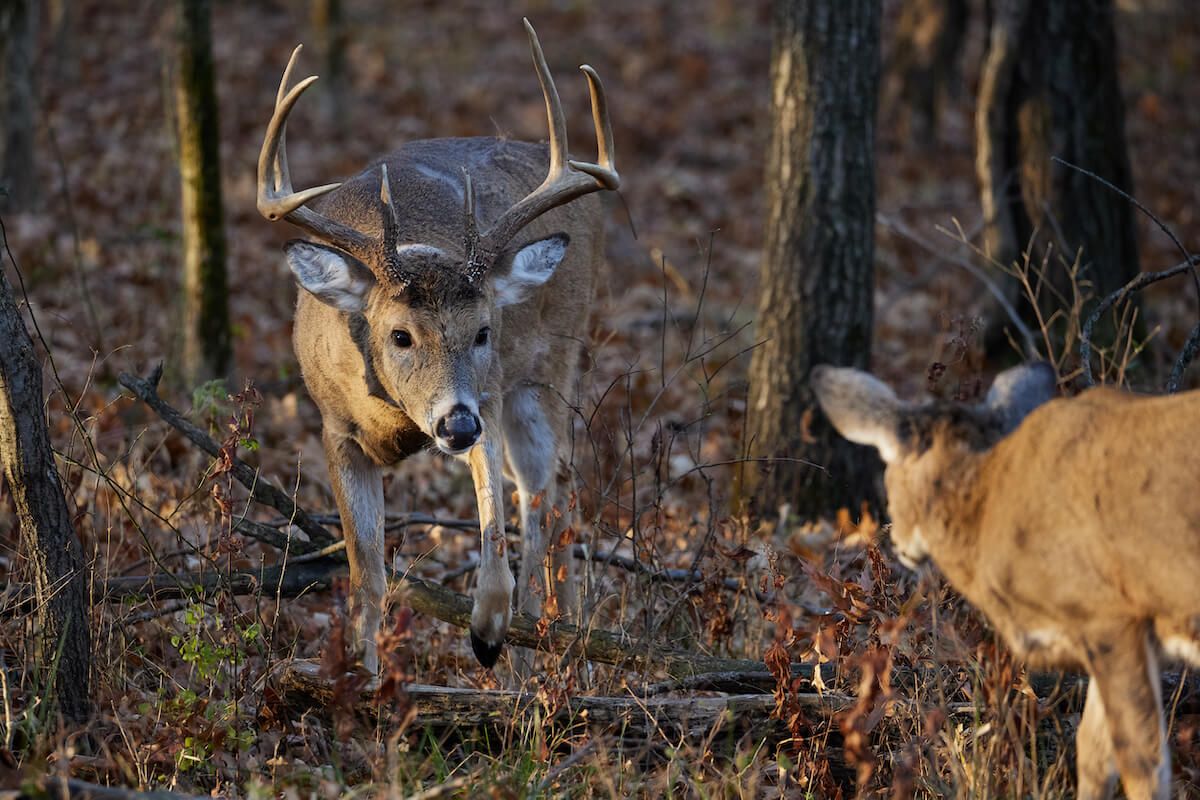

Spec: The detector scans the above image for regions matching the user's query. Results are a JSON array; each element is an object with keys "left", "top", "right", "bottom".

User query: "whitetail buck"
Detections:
[
  {"left": 812, "top": 364, "right": 1200, "bottom": 800},
  {"left": 256, "top": 21, "right": 618, "bottom": 671}
]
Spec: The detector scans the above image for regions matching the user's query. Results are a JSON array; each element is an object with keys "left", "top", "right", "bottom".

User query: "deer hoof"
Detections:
[{"left": 470, "top": 631, "right": 504, "bottom": 668}]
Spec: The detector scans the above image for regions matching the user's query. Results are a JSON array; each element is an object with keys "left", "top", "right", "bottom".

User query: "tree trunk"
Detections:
[
  {"left": 176, "top": 0, "right": 230, "bottom": 386},
  {"left": 746, "top": 0, "right": 882, "bottom": 520},
  {"left": 886, "top": 0, "right": 968, "bottom": 144},
  {"left": 0, "top": 261, "right": 91, "bottom": 722},
  {"left": 310, "top": 0, "right": 347, "bottom": 129},
  {"left": 0, "top": 0, "right": 40, "bottom": 212},
  {"left": 976, "top": 0, "right": 1139, "bottom": 358}
]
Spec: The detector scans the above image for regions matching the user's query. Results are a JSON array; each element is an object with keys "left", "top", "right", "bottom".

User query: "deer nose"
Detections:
[{"left": 435, "top": 405, "right": 481, "bottom": 452}]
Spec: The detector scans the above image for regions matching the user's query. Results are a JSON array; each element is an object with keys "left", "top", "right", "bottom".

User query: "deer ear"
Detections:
[
  {"left": 986, "top": 362, "right": 1057, "bottom": 433},
  {"left": 810, "top": 366, "right": 905, "bottom": 464},
  {"left": 285, "top": 240, "right": 376, "bottom": 313},
  {"left": 493, "top": 233, "right": 569, "bottom": 307}
]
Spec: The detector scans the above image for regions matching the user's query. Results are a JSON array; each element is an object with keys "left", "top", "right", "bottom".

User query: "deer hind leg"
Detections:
[
  {"left": 1076, "top": 679, "right": 1118, "bottom": 800},
  {"left": 502, "top": 384, "right": 569, "bottom": 677},
  {"left": 324, "top": 433, "right": 386, "bottom": 675},
  {"left": 1084, "top": 623, "right": 1171, "bottom": 800}
]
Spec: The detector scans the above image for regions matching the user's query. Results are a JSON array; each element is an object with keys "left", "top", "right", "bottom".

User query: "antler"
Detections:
[
  {"left": 379, "top": 164, "right": 415, "bottom": 287},
  {"left": 257, "top": 45, "right": 372, "bottom": 256},
  {"left": 468, "top": 19, "right": 620, "bottom": 274}
]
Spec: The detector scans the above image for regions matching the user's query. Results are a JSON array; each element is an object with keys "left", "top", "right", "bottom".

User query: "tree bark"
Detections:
[
  {"left": 0, "top": 0, "right": 40, "bottom": 212},
  {"left": 976, "top": 0, "right": 1139, "bottom": 356},
  {"left": 176, "top": 0, "right": 230, "bottom": 386},
  {"left": 0, "top": 260, "right": 90, "bottom": 722},
  {"left": 310, "top": 0, "right": 347, "bottom": 129},
  {"left": 746, "top": 0, "right": 882, "bottom": 519},
  {"left": 886, "top": 0, "right": 968, "bottom": 144}
]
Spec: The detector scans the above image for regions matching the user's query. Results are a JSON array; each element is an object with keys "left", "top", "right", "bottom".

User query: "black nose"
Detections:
[{"left": 435, "top": 405, "right": 481, "bottom": 451}]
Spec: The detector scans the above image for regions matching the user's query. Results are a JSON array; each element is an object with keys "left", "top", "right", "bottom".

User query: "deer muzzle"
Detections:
[{"left": 435, "top": 404, "right": 482, "bottom": 453}]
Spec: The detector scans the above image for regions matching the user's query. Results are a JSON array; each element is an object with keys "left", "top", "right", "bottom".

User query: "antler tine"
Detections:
[
  {"left": 476, "top": 20, "right": 621, "bottom": 265},
  {"left": 571, "top": 65, "right": 619, "bottom": 190},
  {"left": 462, "top": 169, "right": 477, "bottom": 243},
  {"left": 379, "top": 164, "right": 412, "bottom": 287},
  {"left": 258, "top": 46, "right": 371, "bottom": 254},
  {"left": 524, "top": 18, "right": 568, "bottom": 181},
  {"left": 462, "top": 169, "right": 486, "bottom": 281},
  {"left": 270, "top": 45, "right": 302, "bottom": 197}
]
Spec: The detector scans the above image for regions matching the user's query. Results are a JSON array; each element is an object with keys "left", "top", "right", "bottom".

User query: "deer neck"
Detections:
[{"left": 917, "top": 445, "right": 990, "bottom": 589}]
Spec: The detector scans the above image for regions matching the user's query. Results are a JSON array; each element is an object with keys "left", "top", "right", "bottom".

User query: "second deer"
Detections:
[{"left": 813, "top": 363, "right": 1200, "bottom": 800}]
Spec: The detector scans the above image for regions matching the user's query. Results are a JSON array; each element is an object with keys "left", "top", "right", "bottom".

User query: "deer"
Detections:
[
  {"left": 811, "top": 363, "right": 1200, "bottom": 800},
  {"left": 255, "top": 20, "right": 619, "bottom": 674}
]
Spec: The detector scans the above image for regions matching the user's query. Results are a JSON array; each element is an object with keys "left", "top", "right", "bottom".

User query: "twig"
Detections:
[
  {"left": 1051, "top": 157, "right": 1200, "bottom": 390},
  {"left": 121, "top": 598, "right": 190, "bottom": 627},
  {"left": 877, "top": 213, "right": 1039, "bottom": 359},
  {"left": 1169, "top": 321, "right": 1200, "bottom": 393},
  {"left": 401, "top": 777, "right": 473, "bottom": 800},
  {"left": 1077, "top": 257, "right": 1200, "bottom": 388},
  {"left": 118, "top": 368, "right": 336, "bottom": 546},
  {"left": 1051, "top": 156, "right": 1198, "bottom": 306},
  {"left": 531, "top": 741, "right": 599, "bottom": 797}
]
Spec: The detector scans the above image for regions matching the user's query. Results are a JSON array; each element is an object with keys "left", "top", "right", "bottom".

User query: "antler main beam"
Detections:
[
  {"left": 473, "top": 19, "right": 620, "bottom": 263},
  {"left": 257, "top": 45, "right": 372, "bottom": 256}
]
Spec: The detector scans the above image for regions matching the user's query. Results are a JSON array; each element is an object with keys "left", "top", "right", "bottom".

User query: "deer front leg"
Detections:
[
  {"left": 1083, "top": 624, "right": 1171, "bottom": 800},
  {"left": 466, "top": 422, "right": 516, "bottom": 668},
  {"left": 324, "top": 431, "right": 385, "bottom": 674}
]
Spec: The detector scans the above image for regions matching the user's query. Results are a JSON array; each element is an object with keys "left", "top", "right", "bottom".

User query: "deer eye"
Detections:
[
  {"left": 474, "top": 327, "right": 490, "bottom": 347},
  {"left": 392, "top": 329, "right": 413, "bottom": 348}
]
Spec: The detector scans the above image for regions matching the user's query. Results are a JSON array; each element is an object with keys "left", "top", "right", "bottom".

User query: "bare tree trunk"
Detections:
[
  {"left": 886, "top": 0, "right": 968, "bottom": 144},
  {"left": 310, "top": 0, "right": 347, "bottom": 129},
  {"left": 0, "top": 258, "right": 91, "bottom": 722},
  {"left": 0, "top": 0, "right": 40, "bottom": 212},
  {"left": 746, "top": 0, "right": 882, "bottom": 520},
  {"left": 176, "top": 0, "right": 230, "bottom": 386},
  {"left": 977, "top": 0, "right": 1139, "bottom": 357}
]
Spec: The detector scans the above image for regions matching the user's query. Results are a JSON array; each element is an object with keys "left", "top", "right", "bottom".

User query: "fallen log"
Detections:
[
  {"left": 0, "top": 777, "right": 216, "bottom": 800},
  {"left": 96, "top": 561, "right": 826, "bottom": 683},
  {"left": 274, "top": 659, "right": 853, "bottom": 741}
]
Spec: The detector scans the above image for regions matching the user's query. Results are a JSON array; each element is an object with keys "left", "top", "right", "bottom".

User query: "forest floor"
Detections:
[{"left": 2, "top": 0, "right": 1199, "bottom": 797}]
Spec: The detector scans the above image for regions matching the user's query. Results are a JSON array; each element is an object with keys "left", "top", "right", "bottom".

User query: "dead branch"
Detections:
[
  {"left": 86, "top": 560, "right": 810, "bottom": 681},
  {"left": 1078, "top": 256, "right": 1200, "bottom": 389},
  {"left": 274, "top": 659, "right": 851, "bottom": 737},
  {"left": 117, "top": 367, "right": 336, "bottom": 547}
]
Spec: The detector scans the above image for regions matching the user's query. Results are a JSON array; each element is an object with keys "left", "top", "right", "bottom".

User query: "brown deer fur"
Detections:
[{"left": 813, "top": 364, "right": 1200, "bottom": 800}]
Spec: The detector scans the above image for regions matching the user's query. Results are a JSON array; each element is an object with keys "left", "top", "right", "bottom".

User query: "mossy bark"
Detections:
[{"left": 176, "top": 0, "right": 231, "bottom": 386}]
